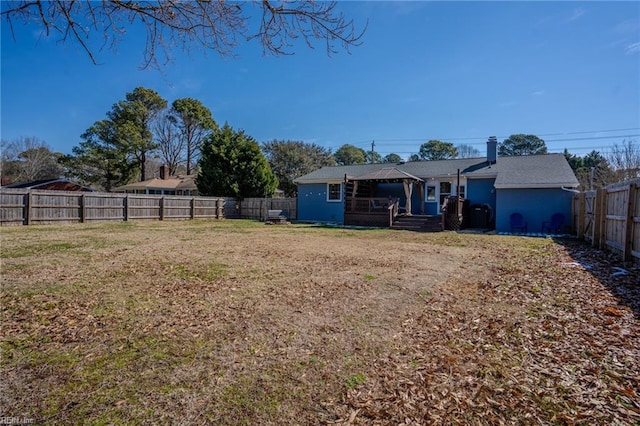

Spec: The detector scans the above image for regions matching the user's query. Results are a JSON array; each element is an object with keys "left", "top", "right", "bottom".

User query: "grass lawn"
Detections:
[{"left": 1, "top": 220, "right": 638, "bottom": 425}]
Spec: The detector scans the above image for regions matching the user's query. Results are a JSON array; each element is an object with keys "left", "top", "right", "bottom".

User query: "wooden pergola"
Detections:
[{"left": 344, "top": 167, "right": 424, "bottom": 227}]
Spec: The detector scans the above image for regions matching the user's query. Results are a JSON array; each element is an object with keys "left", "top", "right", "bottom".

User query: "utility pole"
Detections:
[{"left": 371, "top": 140, "right": 376, "bottom": 163}]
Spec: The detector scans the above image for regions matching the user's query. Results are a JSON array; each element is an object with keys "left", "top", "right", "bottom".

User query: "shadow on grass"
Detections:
[
  {"left": 293, "top": 223, "right": 388, "bottom": 232},
  {"left": 553, "top": 237, "right": 640, "bottom": 318}
]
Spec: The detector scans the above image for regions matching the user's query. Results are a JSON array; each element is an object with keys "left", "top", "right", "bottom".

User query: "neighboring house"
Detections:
[
  {"left": 294, "top": 137, "right": 580, "bottom": 233},
  {"left": 113, "top": 165, "right": 198, "bottom": 196},
  {"left": 2, "top": 178, "right": 95, "bottom": 192}
]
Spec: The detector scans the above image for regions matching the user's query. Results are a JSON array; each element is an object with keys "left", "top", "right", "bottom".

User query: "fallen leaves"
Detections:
[
  {"left": 334, "top": 239, "right": 640, "bottom": 425},
  {"left": 1, "top": 223, "right": 638, "bottom": 424}
]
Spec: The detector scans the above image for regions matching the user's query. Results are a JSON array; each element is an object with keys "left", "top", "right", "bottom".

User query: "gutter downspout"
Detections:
[{"left": 561, "top": 186, "right": 581, "bottom": 193}]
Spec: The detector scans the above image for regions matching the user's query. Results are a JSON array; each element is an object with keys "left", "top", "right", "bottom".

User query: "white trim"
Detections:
[
  {"left": 425, "top": 179, "right": 467, "bottom": 211},
  {"left": 494, "top": 183, "right": 579, "bottom": 189},
  {"left": 425, "top": 184, "right": 437, "bottom": 202},
  {"left": 464, "top": 174, "right": 498, "bottom": 179},
  {"left": 295, "top": 178, "right": 347, "bottom": 184},
  {"left": 326, "top": 183, "right": 342, "bottom": 202}
]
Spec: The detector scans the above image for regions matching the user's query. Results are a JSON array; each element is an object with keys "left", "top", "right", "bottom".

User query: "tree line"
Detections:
[{"left": 2, "top": 94, "right": 638, "bottom": 196}]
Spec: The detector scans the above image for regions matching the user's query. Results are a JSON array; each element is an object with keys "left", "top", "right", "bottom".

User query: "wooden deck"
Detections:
[
  {"left": 391, "top": 215, "right": 443, "bottom": 232},
  {"left": 344, "top": 197, "right": 397, "bottom": 227},
  {"left": 344, "top": 211, "right": 390, "bottom": 227}
]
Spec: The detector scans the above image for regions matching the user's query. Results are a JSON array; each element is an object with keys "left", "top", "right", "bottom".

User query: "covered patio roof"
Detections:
[{"left": 350, "top": 167, "right": 423, "bottom": 182}]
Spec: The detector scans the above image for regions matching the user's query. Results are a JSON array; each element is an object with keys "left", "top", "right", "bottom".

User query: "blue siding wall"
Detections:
[
  {"left": 297, "top": 183, "right": 344, "bottom": 223},
  {"left": 425, "top": 202, "right": 438, "bottom": 215},
  {"left": 467, "top": 178, "right": 496, "bottom": 211},
  {"left": 496, "top": 188, "right": 574, "bottom": 233}
]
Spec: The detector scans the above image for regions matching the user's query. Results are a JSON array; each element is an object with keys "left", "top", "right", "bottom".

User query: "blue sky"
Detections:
[{"left": 1, "top": 1, "right": 639, "bottom": 160}]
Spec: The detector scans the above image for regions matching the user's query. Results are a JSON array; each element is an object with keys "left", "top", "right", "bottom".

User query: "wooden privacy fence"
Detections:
[
  {"left": 573, "top": 178, "right": 640, "bottom": 261},
  {"left": 0, "top": 189, "right": 224, "bottom": 225},
  {"left": 225, "top": 197, "right": 297, "bottom": 221}
]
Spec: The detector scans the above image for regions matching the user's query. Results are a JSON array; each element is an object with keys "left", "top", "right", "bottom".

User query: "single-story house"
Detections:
[
  {"left": 113, "top": 165, "right": 198, "bottom": 196},
  {"left": 294, "top": 137, "right": 580, "bottom": 233},
  {"left": 2, "top": 178, "right": 95, "bottom": 192}
]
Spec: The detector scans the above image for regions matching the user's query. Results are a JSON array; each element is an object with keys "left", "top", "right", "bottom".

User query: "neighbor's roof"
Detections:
[
  {"left": 2, "top": 178, "right": 95, "bottom": 191},
  {"left": 113, "top": 175, "right": 197, "bottom": 191},
  {"left": 294, "top": 154, "right": 579, "bottom": 189}
]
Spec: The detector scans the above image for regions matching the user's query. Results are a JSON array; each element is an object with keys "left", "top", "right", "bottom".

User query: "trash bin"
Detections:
[{"left": 469, "top": 204, "right": 490, "bottom": 228}]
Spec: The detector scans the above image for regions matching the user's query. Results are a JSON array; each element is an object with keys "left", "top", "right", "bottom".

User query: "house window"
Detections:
[
  {"left": 439, "top": 182, "right": 451, "bottom": 206},
  {"left": 426, "top": 186, "right": 436, "bottom": 201},
  {"left": 327, "top": 183, "right": 342, "bottom": 202},
  {"left": 458, "top": 185, "right": 466, "bottom": 199}
]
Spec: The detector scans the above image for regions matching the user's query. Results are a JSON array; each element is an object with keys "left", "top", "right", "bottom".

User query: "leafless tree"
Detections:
[
  {"left": 153, "top": 109, "right": 184, "bottom": 176},
  {"left": 2, "top": 1, "right": 365, "bottom": 69},
  {"left": 456, "top": 143, "right": 480, "bottom": 159},
  {"left": 1, "top": 136, "right": 63, "bottom": 182},
  {"left": 607, "top": 139, "right": 640, "bottom": 182}
]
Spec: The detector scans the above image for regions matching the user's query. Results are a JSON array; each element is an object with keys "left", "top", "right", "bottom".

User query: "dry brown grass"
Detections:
[{"left": 1, "top": 220, "right": 638, "bottom": 425}]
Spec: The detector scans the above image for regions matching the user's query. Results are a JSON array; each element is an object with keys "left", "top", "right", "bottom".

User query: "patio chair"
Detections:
[
  {"left": 510, "top": 213, "right": 528, "bottom": 233},
  {"left": 542, "top": 213, "right": 564, "bottom": 234}
]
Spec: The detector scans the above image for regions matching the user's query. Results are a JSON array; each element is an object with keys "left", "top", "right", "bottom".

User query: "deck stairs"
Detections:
[{"left": 391, "top": 215, "right": 442, "bottom": 232}]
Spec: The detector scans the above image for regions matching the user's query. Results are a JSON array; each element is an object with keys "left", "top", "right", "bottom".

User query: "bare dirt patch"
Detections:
[{"left": 1, "top": 221, "right": 638, "bottom": 424}]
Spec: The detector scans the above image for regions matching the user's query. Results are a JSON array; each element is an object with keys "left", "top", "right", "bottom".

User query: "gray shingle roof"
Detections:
[
  {"left": 351, "top": 167, "right": 422, "bottom": 182},
  {"left": 489, "top": 154, "right": 579, "bottom": 188},
  {"left": 293, "top": 163, "right": 389, "bottom": 182},
  {"left": 294, "top": 154, "right": 579, "bottom": 188}
]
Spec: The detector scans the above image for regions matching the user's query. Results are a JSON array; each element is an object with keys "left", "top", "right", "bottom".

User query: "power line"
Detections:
[
  {"left": 510, "top": 134, "right": 640, "bottom": 143},
  {"left": 523, "top": 127, "right": 640, "bottom": 137},
  {"left": 348, "top": 127, "right": 640, "bottom": 147},
  {"left": 348, "top": 135, "right": 639, "bottom": 152}
]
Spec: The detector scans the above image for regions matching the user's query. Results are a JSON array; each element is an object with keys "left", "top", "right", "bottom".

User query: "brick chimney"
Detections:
[
  {"left": 487, "top": 136, "right": 498, "bottom": 164},
  {"left": 159, "top": 164, "right": 170, "bottom": 180}
]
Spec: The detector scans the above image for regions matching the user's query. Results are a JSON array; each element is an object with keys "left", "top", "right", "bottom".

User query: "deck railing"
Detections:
[
  {"left": 388, "top": 199, "right": 399, "bottom": 228},
  {"left": 345, "top": 197, "right": 396, "bottom": 214},
  {"left": 344, "top": 197, "right": 399, "bottom": 227}
]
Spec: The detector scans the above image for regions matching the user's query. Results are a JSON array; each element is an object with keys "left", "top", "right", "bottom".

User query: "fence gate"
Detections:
[
  {"left": 583, "top": 191, "right": 595, "bottom": 243},
  {"left": 574, "top": 179, "right": 640, "bottom": 261}
]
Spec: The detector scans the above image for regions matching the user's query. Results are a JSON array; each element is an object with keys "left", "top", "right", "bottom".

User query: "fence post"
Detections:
[
  {"left": 576, "top": 192, "right": 585, "bottom": 240},
  {"left": 24, "top": 191, "right": 33, "bottom": 225},
  {"left": 591, "top": 189, "right": 601, "bottom": 248},
  {"left": 593, "top": 189, "right": 604, "bottom": 249},
  {"left": 80, "top": 193, "right": 86, "bottom": 223},
  {"left": 159, "top": 196, "right": 165, "bottom": 220},
  {"left": 123, "top": 195, "right": 129, "bottom": 221},
  {"left": 216, "top": 198, "right": 223, "bottom": 219},
  {"left": 623, "top": 183, "right": 636, "bottom": 262},
  {"left": 191, "top": 197, "right": 196, "bottom": 220}
]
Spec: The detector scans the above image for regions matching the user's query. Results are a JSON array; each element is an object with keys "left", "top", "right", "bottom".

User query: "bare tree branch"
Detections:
[
  {"left": 1, "top": 0, "right": 365, "bottom": 69},
  {"left": 259, "top": 1, "right": 366, "bottom": 55}
]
